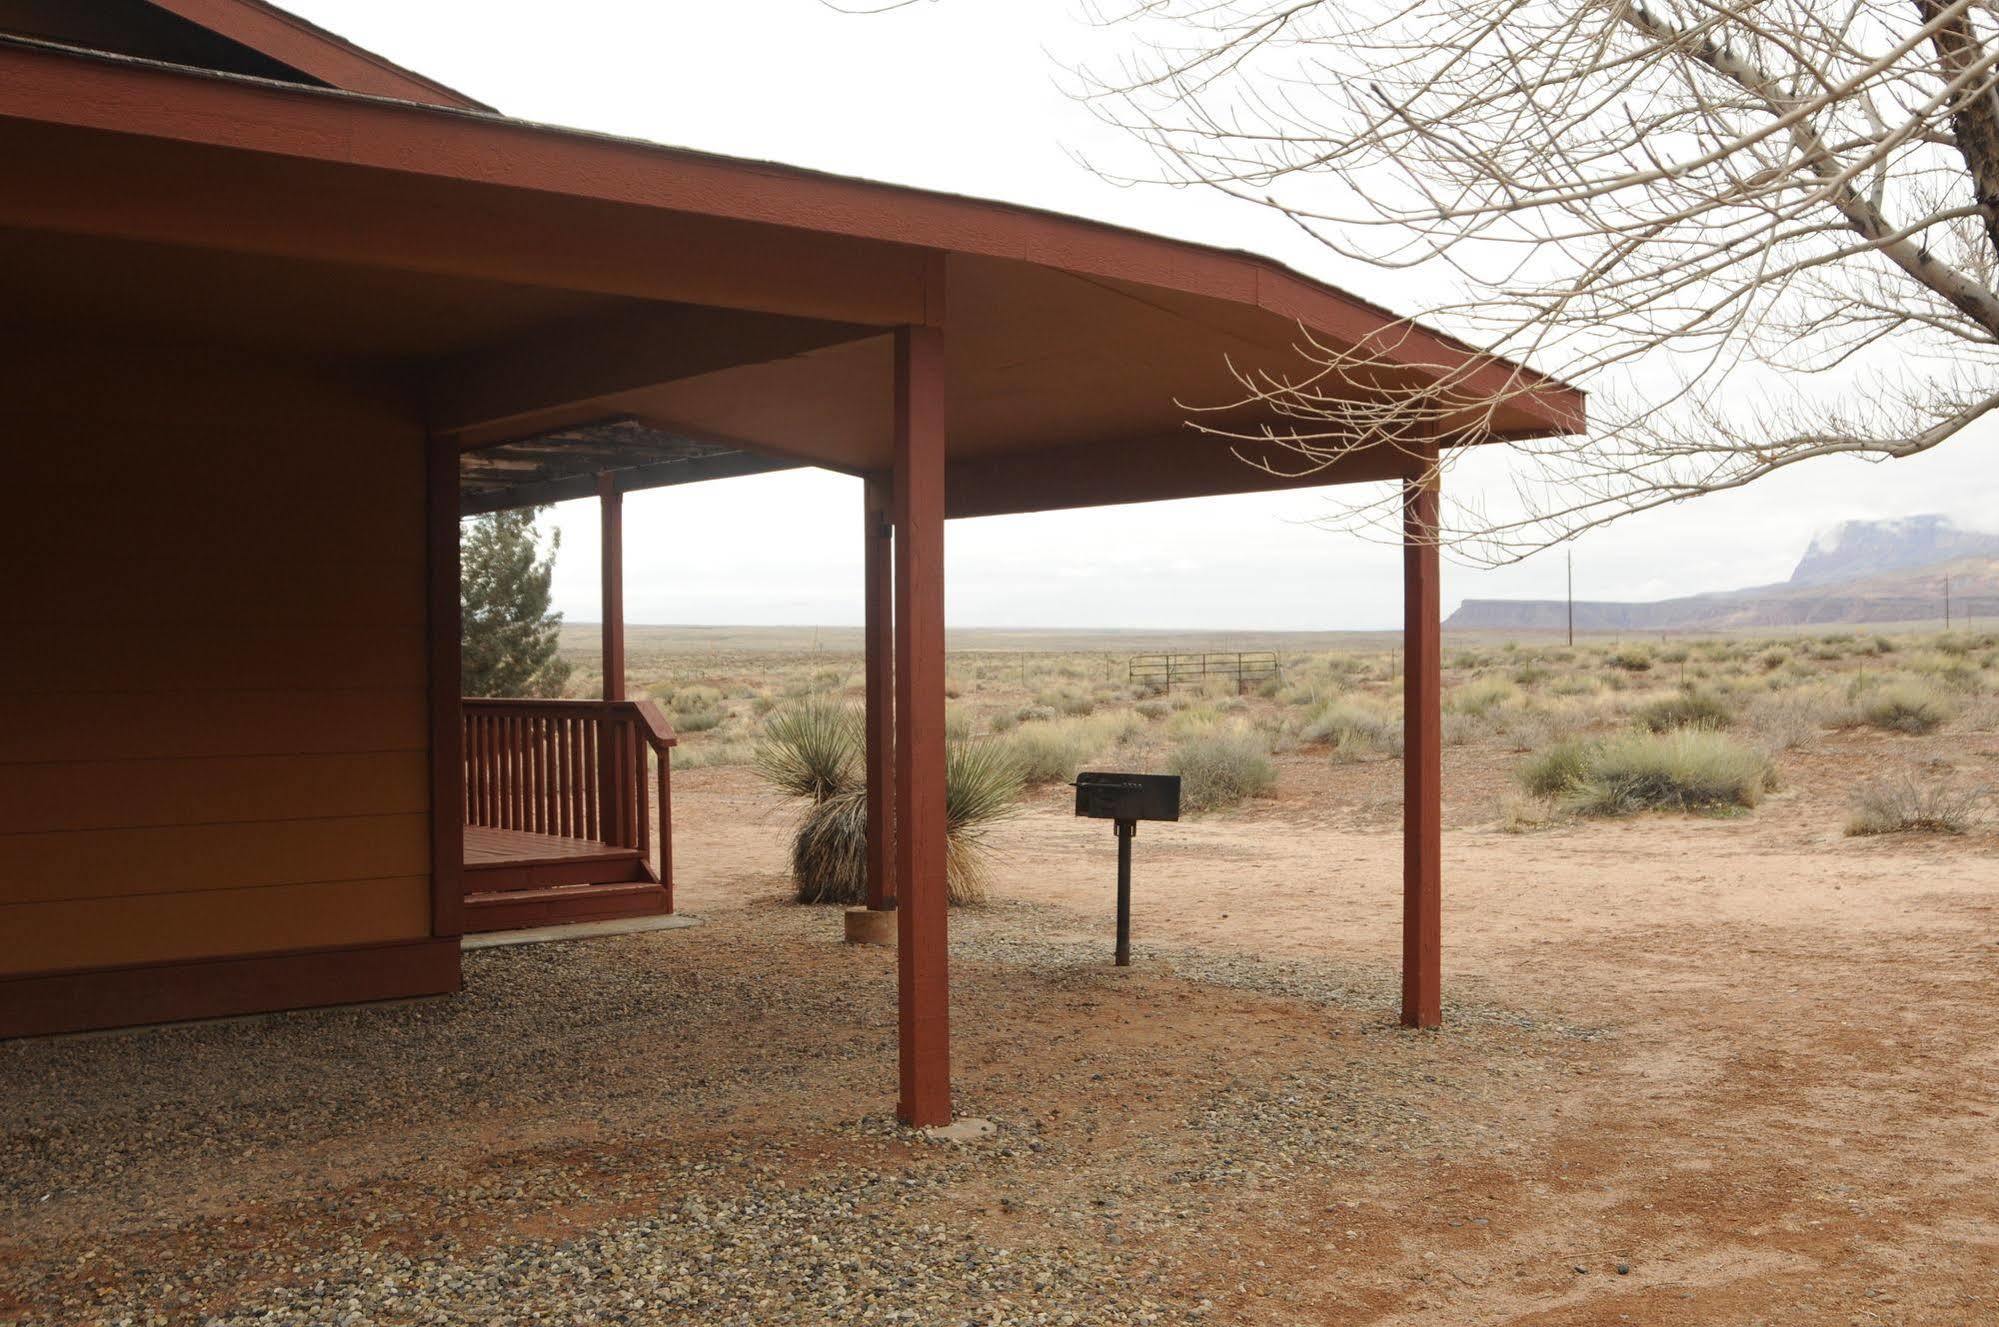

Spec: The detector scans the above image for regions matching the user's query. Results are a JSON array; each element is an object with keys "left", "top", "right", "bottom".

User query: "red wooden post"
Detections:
[
  {"left": 892, "top": 323, "right": 951, "bottom": 1126},
  {"left": 863, "top": 473, "right": 896, "bottom": 911},
  {"left": 426, "top": 430, "right": 465, "bottom": 940},
  {"left": 1402, "top": 470, "right": 1443, "bottom": 1029},
  {"left": 599, "top": 472, "right": 626, "bottom": 703},
  {"left": 598, "top": 474, "right": 626, "bottom": 847}
]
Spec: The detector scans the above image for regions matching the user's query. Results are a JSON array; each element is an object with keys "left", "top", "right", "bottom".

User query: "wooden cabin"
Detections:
[{"left": 0, "top": 0, "right": 1582, "bottom": 1124}]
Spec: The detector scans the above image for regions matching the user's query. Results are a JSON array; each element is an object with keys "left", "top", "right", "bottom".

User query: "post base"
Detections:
[{"left": 844, "top": 907, "right": 897, "bottom": 945}]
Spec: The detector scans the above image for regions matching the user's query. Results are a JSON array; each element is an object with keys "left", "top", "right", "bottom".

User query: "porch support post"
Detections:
[
  {"left": 892, "top": 323, "right": 951, "bottom": 1126},
  {"left": 1401, "top": 466, "right": 1443, "bottom": 1029},
  {"left": 863, "top": 473, "right": 896, "bottom": 911},
  {"left": 426, "top": 430, "right": 465, "bottom": 942},
  {"left": 599, "top": 472, "right": 626, "bottom": 702}
]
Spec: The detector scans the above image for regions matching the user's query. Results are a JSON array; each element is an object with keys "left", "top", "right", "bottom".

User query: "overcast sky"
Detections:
[{"left": 294, "top": 0, "right": 1999, "bottom": 629}]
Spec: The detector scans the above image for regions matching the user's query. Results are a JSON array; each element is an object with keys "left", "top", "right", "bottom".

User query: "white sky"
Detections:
[{"left": 294, "top": 0, "right": 1999, "bottom": 629}]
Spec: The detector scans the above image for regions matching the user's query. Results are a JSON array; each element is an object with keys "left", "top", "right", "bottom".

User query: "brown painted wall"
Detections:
[{"left": 0, "top": 337, "right": 435, "bottom": 980}]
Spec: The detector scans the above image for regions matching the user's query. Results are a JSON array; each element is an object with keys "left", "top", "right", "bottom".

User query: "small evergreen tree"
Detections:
[{"left": 460, "top": 509, "right": 572, "bottom": 698}]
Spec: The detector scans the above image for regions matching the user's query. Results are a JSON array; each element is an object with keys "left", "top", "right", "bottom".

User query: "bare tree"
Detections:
[{"left": 1071, "top": 0, "right": 1999, "bottom": 559}]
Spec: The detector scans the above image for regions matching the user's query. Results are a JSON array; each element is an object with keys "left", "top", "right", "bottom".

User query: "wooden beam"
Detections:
[
  {"left": 599, "top": 474, "right": 625, "bottom": 704},
  {"left": 427, "top": 429, "right": 465, "bottom": 939},
  {"left": 892, "top": 325, "right": 951, "bottom": 1127},
  {"left": 944, "top": 430, "right": 1424, "bottom": 520},
  {"left": 864, "top": 473, "right": 895, "bottom": 911},
  {"left": 460, "top": 450, "right": 796, "bottom": 516},
  {"left": 1401, "top": 469, "right": 1442, "bottom": 1029},
  {"left": 430, "top": 305, "right": 878, "bottom": 445}
]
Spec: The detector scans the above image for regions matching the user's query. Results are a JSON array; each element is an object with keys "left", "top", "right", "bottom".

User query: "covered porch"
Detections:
[{"left": 0, "top": 32, "right": 1581, "bottom": 1122}]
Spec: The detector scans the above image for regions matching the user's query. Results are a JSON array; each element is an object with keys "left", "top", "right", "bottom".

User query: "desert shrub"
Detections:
[
  {"left": 990, "top": 709, "right": 1020, "bottom": 733},
  {"left": 672, "top": 736, "right": 755, "bottom": 770},
  {"left": 1496, "top": 793, "right": 1561, "bottom": 833},
  {"left": 1135, "top": 698, "right": 1172, "bottom": 720},
  {"left": 1743, "top": 690, "right": 1833, "bottom": 749},
  {"left": 1301, "top": 699, "right": 1402, "bottom": 760},
  {"left": 1002, "top": 717, "right": 1100, "bottom": 785},
  {"left": 1441, "top": 711, "right": 1485, "bottom": 747},
  {"left": 1759, "top": 648, "right": 1789, "bottom": 671},
  {"left": 1447, "top": 676, "right": 1520, "bottom": 717},
  {"left": 1562, "top": 729, "right": 1775, "bottom": 817},
  {"left": 1606, "top": 647, "right": 1654, "bottom": 672},
  {"left": 1517, "top": 737, "right": 1596, "bottom": 798},
  {"left": 1511, "top": 663, "right": 1552, "bottom": 686},
  {"left": 1855, "top": 682, "right": 1954, "bottom": 734},
  {"left": 1845, "top": 774, "right": 1983, "bottom": 836},
  {"left": 790, "top": 739, "right": 1023, "bottom": 905},
  {"left": 1636, "top": 687, "right": 1736, "bottom": 732},
  {"left": 1015, "top": 704, "right": 1058, "bottom": 725},
  {"left": 672, "top": 702, "right": 728, "bottom": 733},
  {"left": 1036, "top": 687, "right": 1097, "bottom": 717},
  {"left": 1168, "top": 723, "right": 1277, "bottom": 811},
  {"left": 751, "top": 698, "right": 861, "bottom": 801},
  {"left": 1658, "top": 646, "right": 1690, "bottom": 664}
]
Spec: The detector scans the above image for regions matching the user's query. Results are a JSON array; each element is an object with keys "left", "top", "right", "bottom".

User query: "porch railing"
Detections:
[{"left": 462, "top": 698, "right": 676, "bottom": 870}]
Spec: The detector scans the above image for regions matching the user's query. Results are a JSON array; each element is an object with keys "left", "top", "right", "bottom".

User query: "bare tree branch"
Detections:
[{"left": 1070, "top": 0, "right": 1999, "bottom": 561}]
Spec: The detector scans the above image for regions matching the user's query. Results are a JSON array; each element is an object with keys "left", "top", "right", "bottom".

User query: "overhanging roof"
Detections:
[{"left": 0, "top": 31, "right": 1585, "bottom": 520}]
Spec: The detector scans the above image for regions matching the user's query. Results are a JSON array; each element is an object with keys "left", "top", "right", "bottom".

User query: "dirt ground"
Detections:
[{"left": 3, "top": 731, "right": 1997, "bottom": 1324}]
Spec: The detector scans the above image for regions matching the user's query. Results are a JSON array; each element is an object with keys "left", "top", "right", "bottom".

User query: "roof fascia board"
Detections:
[{"left": 143, "top": 0, "right": 491, "bottom": 109}]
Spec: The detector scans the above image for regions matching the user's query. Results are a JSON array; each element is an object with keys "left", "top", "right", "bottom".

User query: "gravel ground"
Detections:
[{"left": 0, "top": 899, "right": 1601, "bottom": 1326}]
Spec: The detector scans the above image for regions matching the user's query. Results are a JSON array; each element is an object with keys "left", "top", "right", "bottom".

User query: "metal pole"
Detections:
[{"left": 1115, "top": 819, "right": 1135, "bottom": 967}]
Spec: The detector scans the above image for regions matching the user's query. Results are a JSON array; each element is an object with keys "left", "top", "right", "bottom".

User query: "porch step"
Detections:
[{"left": 465, "top": 881, "right": 670, "bottom": 933}]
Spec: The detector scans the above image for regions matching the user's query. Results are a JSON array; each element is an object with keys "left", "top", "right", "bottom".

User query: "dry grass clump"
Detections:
[
  {"left": 1852, "top": 681, "right": 1954, "bottom": 734},
  {"left": 1447, "top": 676, "right": 1520, "bottom": 717},
  {"left": 1300, "top": 698, "right": 1402, "bottom": 761},
  {"left": 1605, "top": 647, "right": 1654, "bottom": 672},
  {"left": 1520, "top": 729, "right": 1775, "bottom": 816},
  {"left": 1003, "top": 719, "right": 1099, "bottom": 786},
  {"left": 1636, "top": 687, "right": 1736, "bottom": 732},
  {"left": 1845, "top": 774, "right": 1985, "bottom": 837},
  {"left": 998, "top": 711, "right": 1139, "bottom": 785},
  {"left": 1742, "top": 690, "right": 1834, "bottom": 749},
  {"left": 1168, "top": 722, "right": 1277, "bottom": 811}
]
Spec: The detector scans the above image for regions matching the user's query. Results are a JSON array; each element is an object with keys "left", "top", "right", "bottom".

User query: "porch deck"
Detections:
[{"left": 461, "top": 698, "right": 675, "bottom": 933}]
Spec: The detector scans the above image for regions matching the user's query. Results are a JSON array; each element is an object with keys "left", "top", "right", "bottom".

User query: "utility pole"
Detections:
[{"left": 1566, "top": 547, "right": 1574, "bottom": 647}]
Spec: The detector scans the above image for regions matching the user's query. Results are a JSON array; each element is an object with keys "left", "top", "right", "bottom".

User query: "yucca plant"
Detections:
[
  {"left": 755, "top": 701, "right": 1025, "bottom": 906},
  {"left": 751, "top": 698, "right": 862, "bottom": 802}
]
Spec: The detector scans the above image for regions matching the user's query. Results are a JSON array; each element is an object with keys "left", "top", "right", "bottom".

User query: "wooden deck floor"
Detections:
[{"left": 465, "top": 825, "right": 629, "bottom": 867}]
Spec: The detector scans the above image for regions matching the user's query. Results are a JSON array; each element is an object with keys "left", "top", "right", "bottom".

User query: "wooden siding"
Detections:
[{"left": 0, "top": 340, "right": 435, "bottom": 981}]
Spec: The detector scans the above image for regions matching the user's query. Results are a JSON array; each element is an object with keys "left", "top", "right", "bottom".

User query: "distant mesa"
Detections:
[{"left": 1446, "top": 515, "right": 1999, "bottom": 632}]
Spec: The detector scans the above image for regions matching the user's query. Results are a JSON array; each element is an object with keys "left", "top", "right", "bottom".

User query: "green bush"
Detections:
[
  {"left": 1168, "top": 723, "right": 1277, "bottom": 811},
  {"left": 1856, "top": 682, "right": 1953, "bottom": 734},
  {"left": 1636, "top": 687, "right": 1736, "bottom": 732},
  {"left": 1562, "top": 729, "right": 1775, "bottom": 817}
]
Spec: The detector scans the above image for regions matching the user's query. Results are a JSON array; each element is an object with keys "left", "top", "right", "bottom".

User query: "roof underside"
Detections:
[{"left": 0, "top": 35, "right": 1584, "bottom": 521}]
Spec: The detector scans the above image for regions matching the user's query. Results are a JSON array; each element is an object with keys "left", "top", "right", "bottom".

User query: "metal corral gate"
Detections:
[{"left": 1128, "top": 651, "right": 1282, "bottom": 694}]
